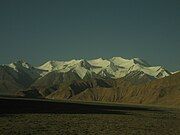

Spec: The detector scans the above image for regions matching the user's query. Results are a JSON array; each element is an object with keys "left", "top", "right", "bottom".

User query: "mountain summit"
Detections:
[{"left": 38, "top": 57, "right": 171, "bottom": 79}]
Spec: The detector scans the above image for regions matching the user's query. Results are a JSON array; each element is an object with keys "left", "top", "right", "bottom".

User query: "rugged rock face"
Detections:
[
  {"left": 0, "top": 66, "right": 23, "bottom": 95},
  {"left": 8, "top": 70, "right": 180, "bottom": 107},
  {"left": 0, "top": 60, "right": 46, "bottom": 95},
  {"left": 46, "top": 78, "right": 113, "bottom": 99},
  {"left": 71, "top": 72, "right": 180, "bottom": 107},
  {"left": 45, "top": 74, "right": 142, "bottom": 101},
  {"left": 32, "top": 71, "right": 82, "bottom": 88}
]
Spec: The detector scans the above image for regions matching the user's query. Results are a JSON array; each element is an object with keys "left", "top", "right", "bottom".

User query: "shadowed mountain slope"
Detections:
[
  {"left": 0, "top": 61, "right": 45, "bottom": 95},
  {"left": 71, "top": 72, "right": 180, "bottom": 107}
]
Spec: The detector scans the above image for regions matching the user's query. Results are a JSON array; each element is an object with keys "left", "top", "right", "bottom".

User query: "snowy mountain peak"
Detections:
[
  {"left": 88, "top": 58, "right": 110, "bottom": 68},
  {"left": 38, "top": 61, "right": 64, "bottom": 71},
  {"left": 8, "top": 60, "right": 33, "bottom": 71},
  {"left": 36, "top": 57, "right": 172, "bottom": 79},
  {"left": 110, "top": 57, "right": 131, "bottom": 65},
  {"left": 5, "top": 60, "right": 46, "bottom": 80}
]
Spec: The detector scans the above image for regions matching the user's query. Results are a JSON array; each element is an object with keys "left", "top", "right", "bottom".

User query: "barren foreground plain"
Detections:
[{"left": 0, "top": 97, "right": 180, "bottom": 135}]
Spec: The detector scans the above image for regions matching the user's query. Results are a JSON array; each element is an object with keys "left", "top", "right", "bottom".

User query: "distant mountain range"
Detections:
[
  {"left": 0, "top": 57, "right": 179, "bottom": 107},
  {"left": 38, "top": 57, "right": 171, "bottom": 79}
]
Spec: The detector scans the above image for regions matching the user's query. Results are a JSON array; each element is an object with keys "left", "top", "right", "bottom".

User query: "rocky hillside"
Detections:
[{"left": 71, "top": 72, "right": 180, "bottom": 107}]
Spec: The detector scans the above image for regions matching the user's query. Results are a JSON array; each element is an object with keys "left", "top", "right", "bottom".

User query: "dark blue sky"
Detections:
[{"left": 0, "top": 0, "right": 179, "bottom": 71}]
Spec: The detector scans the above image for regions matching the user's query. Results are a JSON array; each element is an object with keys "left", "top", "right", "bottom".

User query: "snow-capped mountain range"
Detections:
[
  {"left": 0, "top": 57, "right": 172, "bottom": 84},
  {"left": 1, "top": 57, "right": 180, "bottom": 108},
  {"left": 0, "top": 57, "right": 176, "bottom": 95},
  {"left": 7, "top": 60, "right": 43, "bottom": 79},
  {"left": 37, "top": 57, "right": 171, "bottom": 79}
]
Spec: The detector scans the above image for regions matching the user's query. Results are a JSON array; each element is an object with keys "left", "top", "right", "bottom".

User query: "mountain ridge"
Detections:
[
  {"left": 0, "top": 57, "right": 178, "bottom": 103},
  {"left": 37, "top": 57, "right": 171, "bottom": 79}
]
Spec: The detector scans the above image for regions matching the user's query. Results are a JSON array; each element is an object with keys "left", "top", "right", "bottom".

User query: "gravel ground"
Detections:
[{"left": 0, "top": 109, "right": 180, "bottom": 135}]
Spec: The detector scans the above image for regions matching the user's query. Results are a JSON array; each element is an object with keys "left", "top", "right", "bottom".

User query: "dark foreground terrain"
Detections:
[{"left": 0, "top": 97, "right": 180, "bottom": 135}]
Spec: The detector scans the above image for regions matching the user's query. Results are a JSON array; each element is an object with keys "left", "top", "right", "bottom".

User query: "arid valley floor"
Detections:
[{"left": 0, "top": 98, "right": 179, "bottom": 135}]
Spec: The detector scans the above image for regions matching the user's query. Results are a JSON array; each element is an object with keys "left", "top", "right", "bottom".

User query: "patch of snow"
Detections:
[
  {"left": 8, "top": 63, "right": 19, "bottom": 72},
  {"left": 88, "top": 58, "right": 110, "bottom": 68}
]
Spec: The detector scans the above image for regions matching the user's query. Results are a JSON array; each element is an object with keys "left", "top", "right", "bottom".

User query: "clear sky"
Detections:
[{"left": 0, "top": 0, "right": 179, "bottom": 71}]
